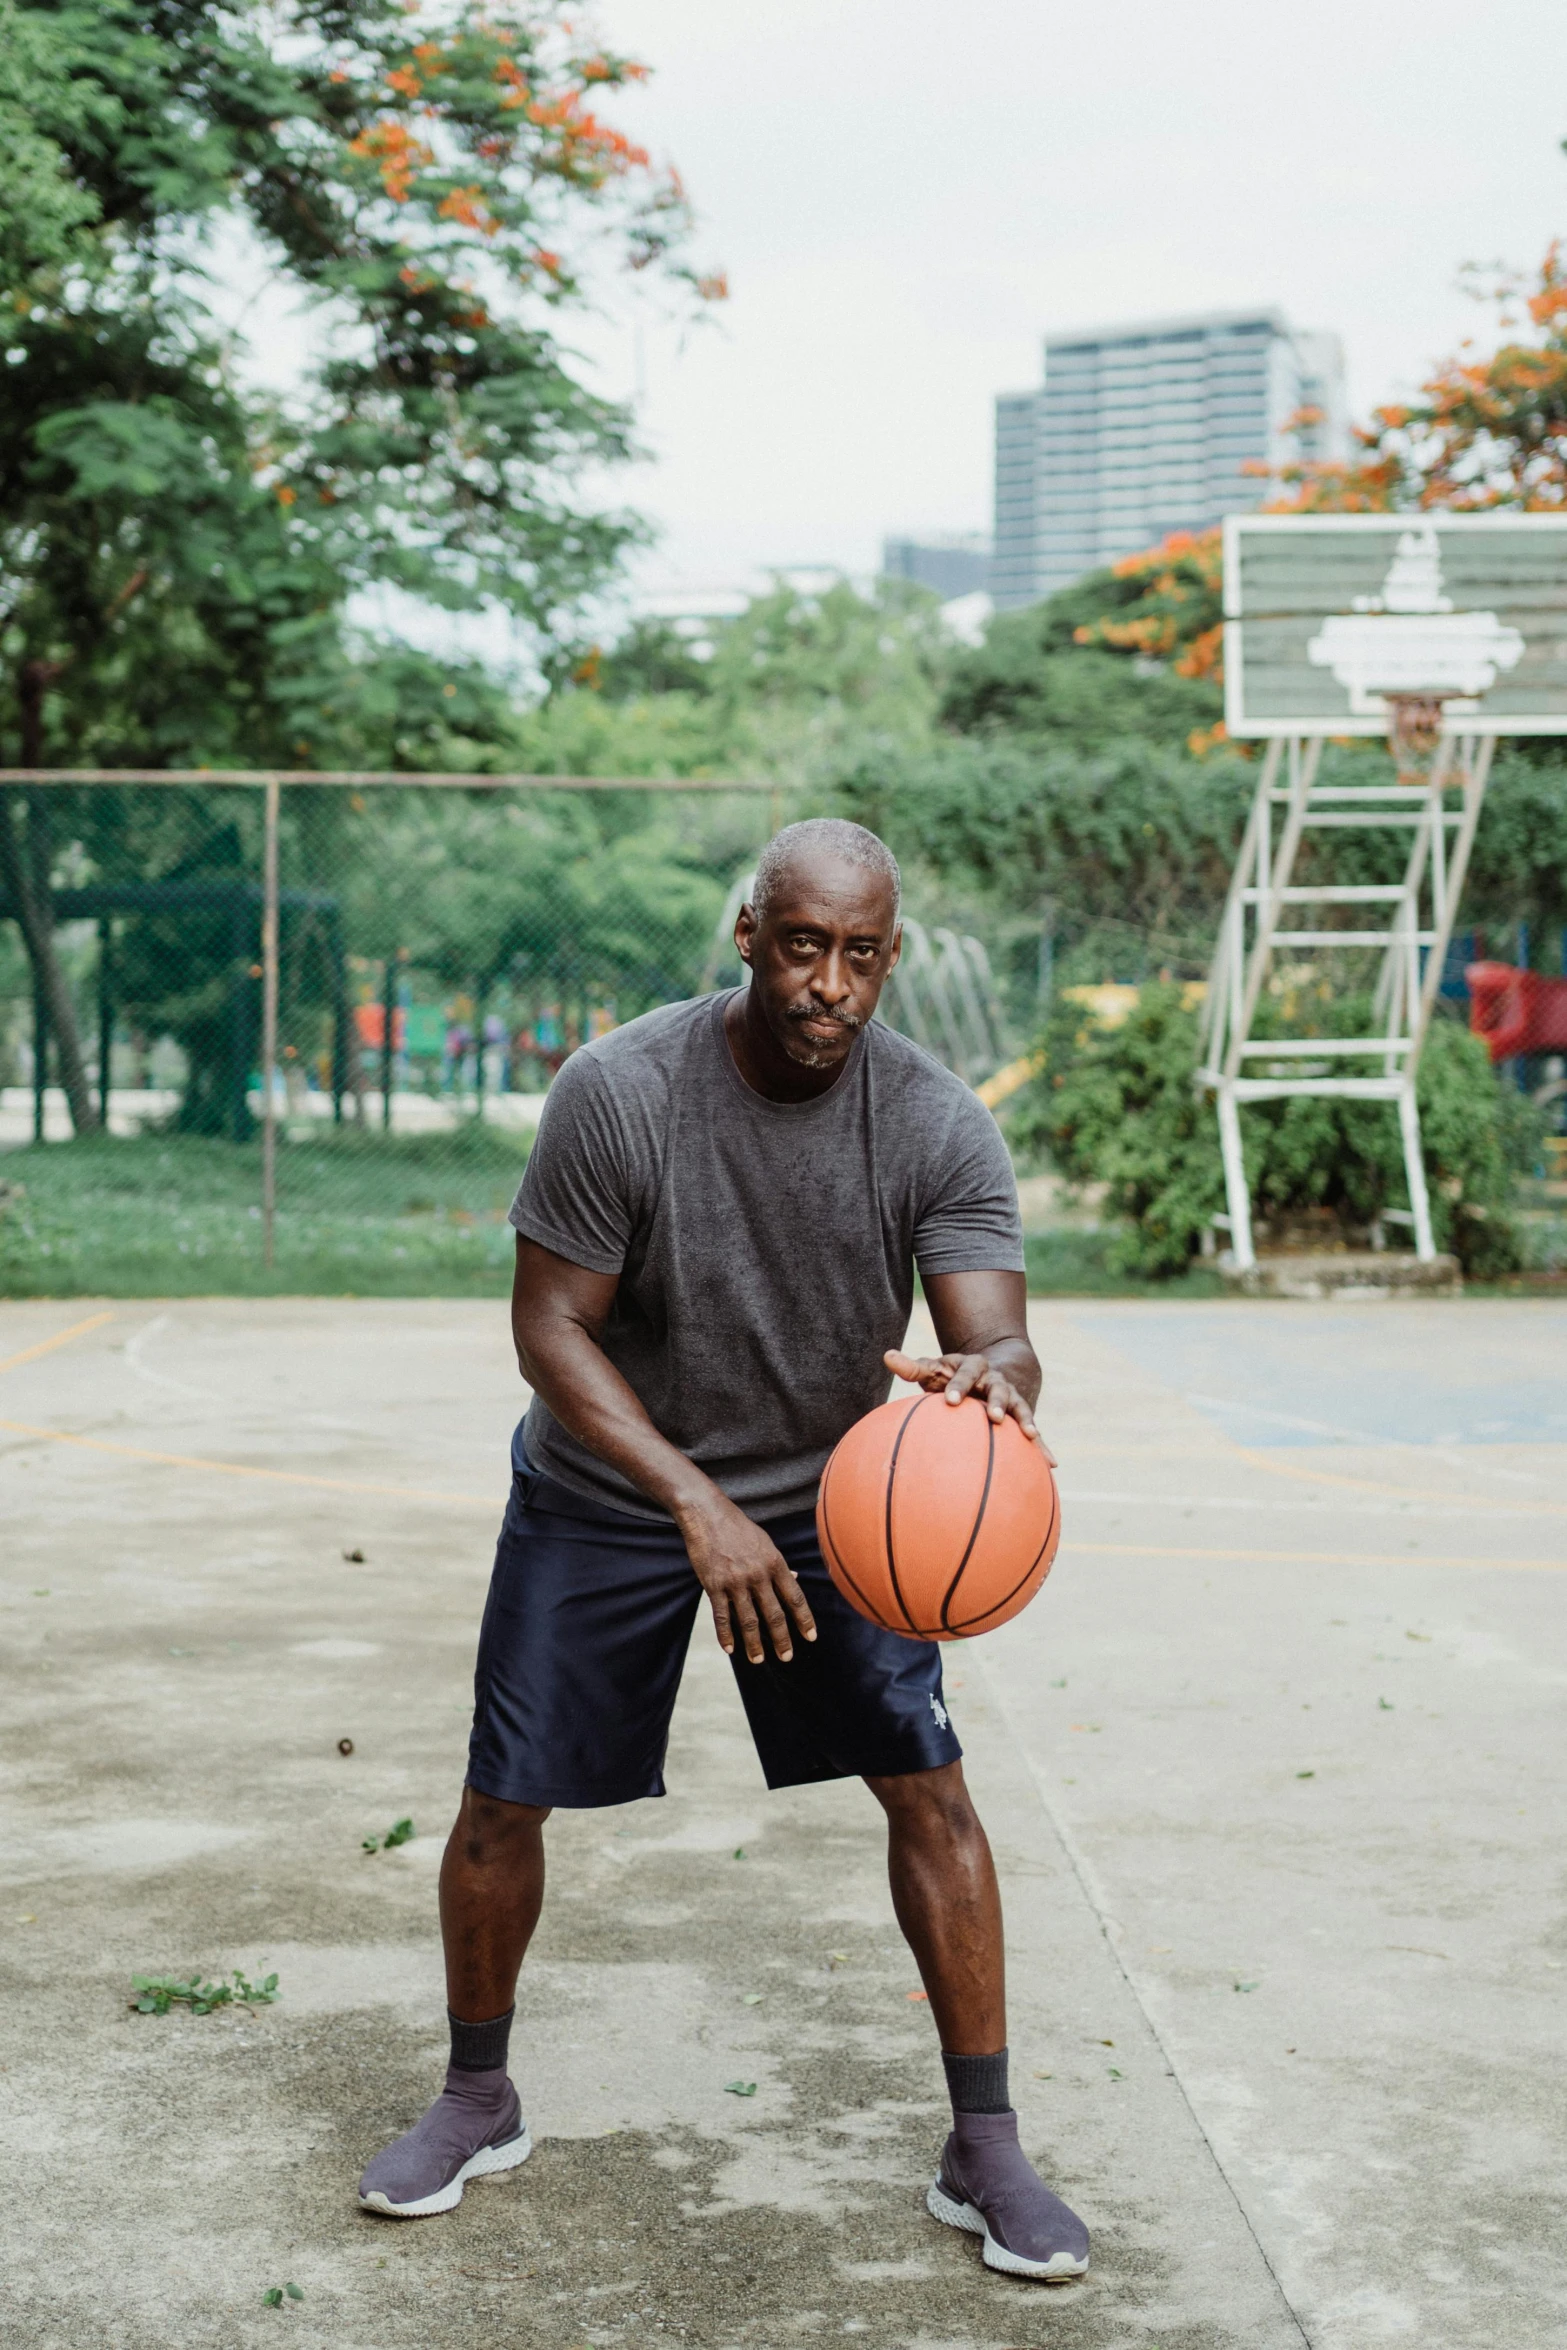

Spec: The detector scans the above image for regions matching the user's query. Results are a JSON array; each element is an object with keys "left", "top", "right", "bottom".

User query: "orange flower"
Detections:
[
  {"left": 349, "top": 120, "right": 434, "bottom": 202},
  {"left": 276, "top": 485, "right": 297, "bottom": 507},
  {"left": 439, "top": 185, "right": 498, "bottom": 235},
  {"left": 386, "top": 67, "right": 422, "bottom": 97}
]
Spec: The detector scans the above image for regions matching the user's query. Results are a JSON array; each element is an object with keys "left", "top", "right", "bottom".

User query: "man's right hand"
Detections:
[{"left": 677, "top": 1492, "right": 818, "bottom": 1664}]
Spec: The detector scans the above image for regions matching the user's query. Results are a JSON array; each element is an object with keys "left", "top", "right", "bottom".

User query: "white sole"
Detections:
[
  {"left": 926, "top": 2176, "right": 1089, "bottom": 2282},
  {"left": 359, "top": 2124, "right": 533, "bottom": 2219}
]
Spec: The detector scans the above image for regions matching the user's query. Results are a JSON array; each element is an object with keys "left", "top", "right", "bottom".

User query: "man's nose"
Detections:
[{"left": 813, "top": 949, "right": 853, "bottom": 1004}]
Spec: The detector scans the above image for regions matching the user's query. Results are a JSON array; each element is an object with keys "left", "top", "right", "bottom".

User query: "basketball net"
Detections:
[{"left": 1385, "top": 692, "right": 1454, "bottom": 786}]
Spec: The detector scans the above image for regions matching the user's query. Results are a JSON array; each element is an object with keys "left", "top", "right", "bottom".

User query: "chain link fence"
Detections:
[{"left": 0, "top": 776, "right": 1031, "bottom": 1298}]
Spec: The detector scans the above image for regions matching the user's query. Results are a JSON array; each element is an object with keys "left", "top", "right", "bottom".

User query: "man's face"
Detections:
[{"left": 734, "top": 853, "right": 902, "bottom": 1072}]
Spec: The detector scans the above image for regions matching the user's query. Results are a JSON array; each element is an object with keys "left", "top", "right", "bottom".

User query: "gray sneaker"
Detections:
[
  {"left": 358, "top": 2065, "right": 531, "bottom": 2218},
  {"left": 926, "top": 2109, "right": 1089, "bottom": 2281}
]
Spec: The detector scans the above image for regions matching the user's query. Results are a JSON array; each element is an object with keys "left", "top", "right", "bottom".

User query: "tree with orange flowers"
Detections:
[{"left": 0, "top": 0, "right": 718, "bottom": 1129}]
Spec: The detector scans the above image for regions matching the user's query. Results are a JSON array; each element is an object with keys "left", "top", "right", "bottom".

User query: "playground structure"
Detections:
[{"left": 1204, "top": 514, "right": 1567, "bottom": 1272}]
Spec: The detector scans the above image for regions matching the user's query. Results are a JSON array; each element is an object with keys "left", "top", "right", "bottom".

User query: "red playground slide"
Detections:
[{"left": 1466, "top": 962, "right": 1567, "bottom": 1062}]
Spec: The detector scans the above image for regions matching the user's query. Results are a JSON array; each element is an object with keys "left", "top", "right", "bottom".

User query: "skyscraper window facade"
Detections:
[{"left": 991, "top": 310, "right": 1346, "bottom": 608}]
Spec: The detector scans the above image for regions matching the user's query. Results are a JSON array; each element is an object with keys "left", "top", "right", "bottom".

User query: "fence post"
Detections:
[
  {"left": 32, "top": 961, "right": 48, "bottom": 1143},
  {"left": 381, "top": 953, "right": 395, "bottom": 1132},
  {"left": 97, "top": 916, "right": 112, "bottom": 1128},
  {"left": 261, "top": 775, "right": 280, "bottom": 1270}
]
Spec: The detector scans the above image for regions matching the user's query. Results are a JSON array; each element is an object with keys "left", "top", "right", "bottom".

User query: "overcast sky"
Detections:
[{"left": 573, "top": 0, "right": 1565, "bottom": 592}]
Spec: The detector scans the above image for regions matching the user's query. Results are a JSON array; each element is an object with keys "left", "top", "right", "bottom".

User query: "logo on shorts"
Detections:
[{"left": 929, "top": 1693, "right": 949, "bottom": 1731}]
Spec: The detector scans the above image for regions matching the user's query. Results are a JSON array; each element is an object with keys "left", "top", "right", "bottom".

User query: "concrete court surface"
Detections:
[{"left": 2, "top": 1294, "right": 1565, "bottom": 2350}]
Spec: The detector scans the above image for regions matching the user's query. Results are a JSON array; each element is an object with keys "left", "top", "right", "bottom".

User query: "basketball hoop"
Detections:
[{"left": 1384, "top": 693, "right": 1451, "bottom": 786}]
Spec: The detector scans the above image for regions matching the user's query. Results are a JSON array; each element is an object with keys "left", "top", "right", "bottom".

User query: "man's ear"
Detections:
[{"left": 734, "top": 902, "right": 758, "bottom": 967}]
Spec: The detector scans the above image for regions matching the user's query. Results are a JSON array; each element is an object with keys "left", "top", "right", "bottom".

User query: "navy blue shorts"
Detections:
[{"left": 466, "top": 1458, "right": 962, "bottom": 1809}]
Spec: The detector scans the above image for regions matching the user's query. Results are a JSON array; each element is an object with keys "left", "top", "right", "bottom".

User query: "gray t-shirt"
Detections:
[{"left": 508, "top": 989, "right": 1024, "bottom": 1522}]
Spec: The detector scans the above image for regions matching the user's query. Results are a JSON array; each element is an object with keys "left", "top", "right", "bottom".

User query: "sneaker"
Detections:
[
  {"left": 358, "top": 2066, "right": 532, "bottom": 2218},
  {"left": 926, "top": 2109, "right": 1089, "bottom": 2282}
]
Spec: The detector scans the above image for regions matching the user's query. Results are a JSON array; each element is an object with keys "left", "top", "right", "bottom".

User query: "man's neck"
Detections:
[{"left": 721, "top": 988, "right": 853, "bottom": 1105}]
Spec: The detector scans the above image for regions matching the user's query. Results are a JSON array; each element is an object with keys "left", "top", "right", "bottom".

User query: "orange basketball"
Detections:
[{"left": 816, "top": 1393, "right": 1061, "bottom": 1642}]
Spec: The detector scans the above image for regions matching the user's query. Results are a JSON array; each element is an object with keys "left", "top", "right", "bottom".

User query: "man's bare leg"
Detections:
[
  {"left": 358, "top": 1788, "right": 548, "bottom": 2218},
  {"left": 440, "top": 1787, "right": 551, "bottom": 2019},
  {"left": 866, "top": 1759, "right": 1089, "bottom": 2283},
  {"left": 866, "top": 1760, "right": 1005, "bottom": 2052}
]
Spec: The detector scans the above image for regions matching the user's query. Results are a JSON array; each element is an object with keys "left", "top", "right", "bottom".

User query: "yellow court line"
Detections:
[
  {"left": 5, "top": 1412, "right": 1563, "bottom": 1569},
  {"left": 1231, "top": 1442, "right": 1567, "bottom": 1520},
  {"left": 1068, "top": 1538, "right": 1567, "bottom": 1573},
  {"left": 0, "top": 1311, "right": 115, "bottom": 1376},
  {"left": 0, "top": 1417, "right": 496, "bottom": 1509}
]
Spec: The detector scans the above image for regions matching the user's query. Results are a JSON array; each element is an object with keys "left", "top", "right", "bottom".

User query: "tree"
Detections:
[
  {"left": 1266, "top": 242, "right": 1567, "bottom": 514},
  {"left": 0, "top": 0, "right": 715, "bottom": 1129}
]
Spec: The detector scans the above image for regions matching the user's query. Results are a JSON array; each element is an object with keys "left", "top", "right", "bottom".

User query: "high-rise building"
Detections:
[
  {"left": 881, "top": 533, "right": 991, "bottom": 601},
  {"left": 991, "top": 309, "right": 1347, "bottom": 608}
]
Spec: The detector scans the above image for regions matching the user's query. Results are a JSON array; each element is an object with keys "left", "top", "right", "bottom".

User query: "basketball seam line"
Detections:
[
  {"left": 938, "top": 1416, "right": 995, "bottom": 1633},
  {"left": 946, "top": 1476, "right": 1061, "bottom": 1633},
  {"left": 819, "top": 1445, "right": 895, "bottom": 1632},
  {"left": 882, "top": 1397, "right": 927, "bottom": 1635}
]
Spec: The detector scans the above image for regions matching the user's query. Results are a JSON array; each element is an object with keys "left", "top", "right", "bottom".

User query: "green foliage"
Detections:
[
  {"left": 836, "top": 736, "right": 1251, "bottom": 944},
  {"left": 131, "top": 1969, "right": 279, "bottom": 2015},
  {"left": 0, "top": 1132, "right": 524, "bottom": 1297},
  {"left": 1013, "top": 985, "right": 1525, "bottom": 1278},
  {"left": 362, "top": 1816, "right": 415, "bottom": 1853}
]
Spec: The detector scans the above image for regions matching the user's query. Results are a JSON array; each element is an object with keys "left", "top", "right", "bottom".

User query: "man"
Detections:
[{"left": 357, "top": 818, "right": 1089, "bottom": 2283}]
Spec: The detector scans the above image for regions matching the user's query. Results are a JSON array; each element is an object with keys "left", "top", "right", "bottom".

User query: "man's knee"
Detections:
[
  {"left": 452, "top": 1785, "right": 551, "bottom": 1867},
  {"left": 866, "top": 1759, "right": 981, "bottom": 1839}
]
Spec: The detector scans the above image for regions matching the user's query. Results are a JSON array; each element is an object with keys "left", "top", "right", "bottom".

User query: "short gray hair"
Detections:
[{"left": 751, "top": 818, "right": 901, "bottom": 923}]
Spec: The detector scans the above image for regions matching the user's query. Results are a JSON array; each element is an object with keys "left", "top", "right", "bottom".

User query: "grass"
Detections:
[
  {"left": 0, "top": 1128, "right": 524, "bottom": 1298},
  {"left": 3, "top": 1133, "right": 1231, "bottom": 1301},
  {"left": 1022, "top": 1228, "right": 1227, "bottom": 1299}
]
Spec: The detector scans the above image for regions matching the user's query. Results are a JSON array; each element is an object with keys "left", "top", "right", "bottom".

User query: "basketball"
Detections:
[{"left": 816, "top": 1394, "right": 1061, "bottom": 1642}]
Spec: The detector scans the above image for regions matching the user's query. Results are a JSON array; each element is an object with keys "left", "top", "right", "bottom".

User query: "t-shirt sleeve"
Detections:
[
  {"left": 912, "top": 1087, "right": 1026, "bottom": 1278},
  {"left": 507, "top": 1051, "right": 633, "bottom": 1275}
]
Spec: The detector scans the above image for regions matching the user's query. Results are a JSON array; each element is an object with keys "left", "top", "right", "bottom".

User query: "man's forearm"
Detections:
[{"left": 516, "top": 1315, "right": 727, "bottom": 1528}]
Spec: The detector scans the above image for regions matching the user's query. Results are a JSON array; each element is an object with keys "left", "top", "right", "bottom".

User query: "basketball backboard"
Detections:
[{"left": 1223, "top": 513, "right": 1567, "bottom": 738}]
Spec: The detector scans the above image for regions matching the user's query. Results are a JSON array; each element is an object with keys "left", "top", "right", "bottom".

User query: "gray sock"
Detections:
[
  {"left": 942, "top": 2046, "right": 1009, "bottom": 2115},
  {"left": 448, "top": 2006, "right": 514, "bottom": 2074}
]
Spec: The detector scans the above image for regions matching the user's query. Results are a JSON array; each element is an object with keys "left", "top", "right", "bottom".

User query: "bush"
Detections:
[{"left": 1010, "top": 984, "right": 1526, "bottom": 1279}]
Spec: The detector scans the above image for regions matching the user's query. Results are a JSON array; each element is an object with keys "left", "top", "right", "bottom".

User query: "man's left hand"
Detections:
[{"left": 883, "top": 1348, "right": 1055, "bottom": 1461}]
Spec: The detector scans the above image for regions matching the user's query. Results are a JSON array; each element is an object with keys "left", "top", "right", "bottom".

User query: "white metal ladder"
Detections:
[{"left": 1195, "top": 732, "right": 1494, "bottom": 1270}]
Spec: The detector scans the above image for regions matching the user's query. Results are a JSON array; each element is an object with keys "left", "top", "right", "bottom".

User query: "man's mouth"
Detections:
[{"left": 789, "top": 1006, "right": 861, "bottom": 1042}]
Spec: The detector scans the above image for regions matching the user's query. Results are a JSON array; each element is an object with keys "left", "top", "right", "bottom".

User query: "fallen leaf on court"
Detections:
[
  {"left": 1405, "top": 1630, "right": 1431, "bottom": 1642},
  {"left": 1296, "top": 1769, "right": 1315, "bottom": 1779},
  {"left": 906, "top": 1990, "right": 928, "bottom": 2002},
  {"left": 1032, "top": 2069, "right": 1053, "bottom": 2079},
  {"left": 343, "top": 1548, "right": 366, "bottom": 1562},
  {"left": 742, "top": 1993, "right": 764, "bottom": 2005},
  {"left": 131, "top": 1969, "right": 279, "bottom": 2016},
  {"left": 1234, "top": 1980, "right": 1260, "bottom": 1993},
  {"left": 285, "top": 2284, "right": 304, "bottom": 2301},
  {"left": 732, "top": 1847, "right": 745, "bottom": 1859},
  {"left": 363, "top": 1817, "right": 415, "bottom": 1853},
  {"left": 1049, "top": 1677, "right": 1067, "bottom": 1687},
  {"left": 1378, "top": 1698, "right": 1395, "bottom": 1710},
  {"left": 263, "top": 2287, "right": 283, "bottom": 2308},
  {"left": 17, "top": 1913, "right": 37, "bottom": 1925},
  {"left": 828, "top": 1950, "right": 849, "bottom": 1967},
  {"left": 1096, "top": 2038, "right": 1114, "bottom": 2047},
  {"left": 1107, "top": 2066, "right": 1125, "bottom": 2080},
  {"left": 723, "top": 2080, "right": 757, "bottom": 2097}
]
